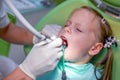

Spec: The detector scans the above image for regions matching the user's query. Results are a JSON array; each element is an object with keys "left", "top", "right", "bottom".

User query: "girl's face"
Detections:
[{"left": 59, "top": 9, "right": 98, "bottom": 63}]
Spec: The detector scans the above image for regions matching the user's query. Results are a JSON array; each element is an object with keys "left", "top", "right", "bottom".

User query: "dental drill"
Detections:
[{"left": 4, "top": 0, "right": 46, "bottom": 40}]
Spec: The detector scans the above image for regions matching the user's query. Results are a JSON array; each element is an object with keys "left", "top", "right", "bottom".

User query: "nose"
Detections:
[{"left": 64, "top": 27, "right": 71, "bottom": 34}]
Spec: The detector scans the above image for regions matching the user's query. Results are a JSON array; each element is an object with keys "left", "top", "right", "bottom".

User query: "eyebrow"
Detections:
[
  {"left": 67, "top": 20, "right": 81, "bottom": 27},
  {"left": 75, "top": 23, "right": 81, "bottom": 27}
]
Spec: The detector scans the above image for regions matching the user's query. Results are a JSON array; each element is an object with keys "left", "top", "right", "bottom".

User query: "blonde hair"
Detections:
[{"left": 72, "top": 6, "right": 115, "bottom": 80}]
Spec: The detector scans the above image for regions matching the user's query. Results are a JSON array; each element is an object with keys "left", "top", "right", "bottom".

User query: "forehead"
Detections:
[
  {"left": 70, "top": 8, "right": 99, "bottom": 31},
  {"left": 70, "top": 8, "right": 96, "bottom": 22}
]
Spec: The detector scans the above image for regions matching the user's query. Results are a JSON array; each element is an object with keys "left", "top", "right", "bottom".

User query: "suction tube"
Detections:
[
  {"left": 4, "top": 0, "right": 46, "bottom": 40},
  {"left": 93, "top": 0, "right": 120, "bottom": 16}
]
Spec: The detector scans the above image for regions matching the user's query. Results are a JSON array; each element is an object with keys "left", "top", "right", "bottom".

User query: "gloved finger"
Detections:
[
  {"left": 54, "top": 46, "right": 62, "bottom": 53},
  {"left": 50, "top": 36, "right": 57, "bottom": 40},
  {"left": 49, "top": 38, "right": 62, "bottom": 47},
  {"left": 35, "top": 39, "right": 50, "bottom": 47},
  {"left": 52, "top": 52, "right": 62, "bottom": 67},
  {"left": 46, "top": 38, "right": 52, "bottom": 43},
  {"left": 57, "top": 51, "right": 63, "bottom": 59},
  {"left": 51, "top": 51, "right": 62, "bottom": 62},
  {"left": 41, "top": 24, "right": 62, "bottom": 38},
  {"left": 48, "top": 51, "right": 62, "bottom": 70}
]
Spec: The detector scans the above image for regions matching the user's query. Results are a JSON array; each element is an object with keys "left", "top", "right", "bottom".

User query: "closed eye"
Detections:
[{"left": 76, "top": 28, "right": 82, "bottom": 32}]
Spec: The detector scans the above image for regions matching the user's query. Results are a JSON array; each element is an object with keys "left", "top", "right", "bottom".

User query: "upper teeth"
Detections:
[{"left": 63, "top": 41, "right": 66, "bottom": 45}]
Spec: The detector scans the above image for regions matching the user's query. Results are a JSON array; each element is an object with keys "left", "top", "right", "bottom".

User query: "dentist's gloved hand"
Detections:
[
  {"left": 33, "top": 24, "right": 62, "bottom": 44},
  {"left": 19, "top": 37, "right": 62, "bottom": 79}
]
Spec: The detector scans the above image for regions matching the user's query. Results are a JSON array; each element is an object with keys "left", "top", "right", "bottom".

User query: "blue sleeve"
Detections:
[{"left": 0, "top": 0, "right": 10, "bottom": 28}]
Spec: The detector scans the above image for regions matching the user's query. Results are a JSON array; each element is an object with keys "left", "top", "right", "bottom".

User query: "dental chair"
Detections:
[{"left": 24, "top": 0, "right": 120, "bottom": 80}]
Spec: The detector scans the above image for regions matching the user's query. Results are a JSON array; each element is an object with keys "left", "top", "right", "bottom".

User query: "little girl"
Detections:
[{"left": 37, "top": 6, "right": 117, "bottom": 80}]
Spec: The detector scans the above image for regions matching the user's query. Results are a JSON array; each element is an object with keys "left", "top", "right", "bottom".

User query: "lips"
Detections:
[{"left": 60, "top": 36, "right": 68, "bottom": 47}]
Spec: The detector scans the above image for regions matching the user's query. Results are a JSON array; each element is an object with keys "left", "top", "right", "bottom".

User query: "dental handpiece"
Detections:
[{"left": 5, "top": 0, "right": 46, "bottom": 40}]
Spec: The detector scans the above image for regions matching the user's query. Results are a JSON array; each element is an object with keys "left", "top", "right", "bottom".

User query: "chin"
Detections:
[
  {"left": 64, "top": 54, "right": 70, "bottom": 60},
  {"left": 64, "top": 54, "right": 73, "bottom": 61}
]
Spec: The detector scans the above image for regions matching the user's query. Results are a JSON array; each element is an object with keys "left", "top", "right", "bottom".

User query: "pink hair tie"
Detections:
[{"left": 101, "top": 18, "right": 106, "bottom": 24}]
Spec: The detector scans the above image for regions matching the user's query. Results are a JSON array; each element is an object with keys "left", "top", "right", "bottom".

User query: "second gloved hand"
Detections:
[
  {"left": 19, "top": 37, "right": 62, "bottom": 79},
  {"left": 32, "top": 24, "right": 62, "bottom": 44}
]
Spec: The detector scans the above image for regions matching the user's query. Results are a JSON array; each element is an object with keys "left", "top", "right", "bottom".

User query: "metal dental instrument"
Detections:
[
  {"left": 4, "top": 0, "right": 46, "bottom": 40},
  {"left": 92, "top": 0, "right": 120, "bottom": 17}
]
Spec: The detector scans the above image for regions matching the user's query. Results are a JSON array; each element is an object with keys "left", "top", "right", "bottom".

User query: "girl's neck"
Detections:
[{"left": 72, "top": 55, "right": 91, "bottom": 65}]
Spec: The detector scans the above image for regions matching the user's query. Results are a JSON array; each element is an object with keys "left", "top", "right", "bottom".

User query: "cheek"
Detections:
[
  {"left": 64, "top": 35, "right": 93, "bottom": 61},
  {"left": 64, "top": 47, "right": 87, "bottom": 61},
  {"left": 64, "top": 38, "right": 85, "bottom": 60},
  {"left": 64, "top": 49, "right": 81, "bottom": 60}
]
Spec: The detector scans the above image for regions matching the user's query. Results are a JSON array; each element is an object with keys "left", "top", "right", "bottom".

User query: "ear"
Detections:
[{"left": 88, "top": 43, "right": 103, "bottom": 56}]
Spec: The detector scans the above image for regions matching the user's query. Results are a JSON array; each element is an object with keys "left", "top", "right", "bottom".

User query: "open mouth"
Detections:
[{"left": 61, "top": 36, "right": 68, "bottom": 47}]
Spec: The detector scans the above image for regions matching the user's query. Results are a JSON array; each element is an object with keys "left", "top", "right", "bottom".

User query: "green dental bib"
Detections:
[{"left": 37, "top": 62, "right": 101, "bottom": 80}]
